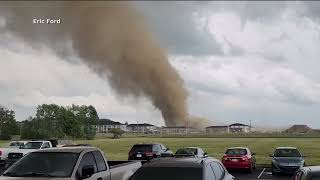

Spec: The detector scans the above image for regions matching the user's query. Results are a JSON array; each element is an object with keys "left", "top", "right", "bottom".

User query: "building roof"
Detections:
[
  {"left": 229, "top": 123, "right": 250, "bottom": 127},
  {"left": 162, "top": 126, "right": 193, "bottom": 129},
  {"left": 128, "top": 123, "right": 156, "bottom": 127},
  {"left": 98, "top": 119, "right": 124, "bottom": 125},
  {"left": 206, "top": 126, "right": 229, "bottom": 128},
  {"left": 285, "top": 124, "right": 313, "bottom": 133}
]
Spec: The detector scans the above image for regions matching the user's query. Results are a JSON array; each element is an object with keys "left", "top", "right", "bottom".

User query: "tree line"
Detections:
[{"left": 0, "top": 104, "right": 99, "bottom": 140}]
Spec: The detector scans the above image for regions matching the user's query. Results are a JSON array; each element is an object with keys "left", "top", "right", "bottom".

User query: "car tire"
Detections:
[{"left": 248, "top": 166, "right": 254, "bottom": 174}]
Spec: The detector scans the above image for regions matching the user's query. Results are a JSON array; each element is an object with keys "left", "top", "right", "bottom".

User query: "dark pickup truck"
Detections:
[{"left": 0, "top": 147, "right": 141, "bottom": 180}]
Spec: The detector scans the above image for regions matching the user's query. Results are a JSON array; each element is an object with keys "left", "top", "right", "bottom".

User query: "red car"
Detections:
[{"left": 222, "top": 147, "right": 256, "bottom": 173}]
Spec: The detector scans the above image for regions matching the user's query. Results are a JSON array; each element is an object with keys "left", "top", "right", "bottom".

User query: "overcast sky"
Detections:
[{"left": 1, "top": 1, "right": 320, "bottom": 129}]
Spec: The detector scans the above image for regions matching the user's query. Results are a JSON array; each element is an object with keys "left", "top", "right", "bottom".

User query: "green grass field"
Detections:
[
  {"left": 1, "top": 137, "right": 319, "bottom": 165},
  {"left": 75, "top": 137, "right": 320, "bottom": 165}
]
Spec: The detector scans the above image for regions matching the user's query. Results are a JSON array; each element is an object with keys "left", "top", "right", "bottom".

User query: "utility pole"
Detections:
[{"left": 249, "top": 120, "right": 252, "bottom": 132}]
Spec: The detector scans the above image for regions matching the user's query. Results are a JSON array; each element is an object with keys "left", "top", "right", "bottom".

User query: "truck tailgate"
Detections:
[{"left": 109, "top": 161, "right": 141, "bottom": 180}]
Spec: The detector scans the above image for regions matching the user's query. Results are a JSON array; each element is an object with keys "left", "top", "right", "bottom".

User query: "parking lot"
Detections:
[{"left": 231, "top": 167, "right": 292, "bottom": 180}]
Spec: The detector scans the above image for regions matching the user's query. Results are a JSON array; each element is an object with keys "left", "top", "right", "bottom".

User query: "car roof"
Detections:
[
  {"left": 177, "top": 147, "right": 200, "bottom": 150},
  {"left": 276, "top": 147, "right": 297, "bottom": 149},
  {"left": 227, "top": 147, "right": 248, "bottom": 149},
  {"left": 27, "top": 141, "right": 49, "bottom": 143},
  {"left": 143, "top": 157, "right": 217, "bottom": 168},
  {"left": 35, "top": 147, "right": 99, "bottom": 153},
  {"left": 133, "top": 143, "right": 161, "bottom": 146}
]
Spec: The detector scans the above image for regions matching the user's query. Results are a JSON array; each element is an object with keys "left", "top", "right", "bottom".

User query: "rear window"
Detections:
[
  {"left": 175, "top": 148, "right": 197, "bottom": 155},
  {"left": 131, "top": 145, "right": 152, "bottom": 153},
  {"left": 225, "top": 148, "right": 247, "bottom": 155},
  {"left": 129, "top": 167, "right": 202, "bottom": 180},
  {"left": 274, "top": 149, "right": 301, "bottom": 157}
]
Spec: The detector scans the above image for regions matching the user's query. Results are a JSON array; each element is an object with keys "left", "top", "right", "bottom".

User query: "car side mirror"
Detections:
[
  {"left": 166, "top": 148, "right": 170, "bottom": 151},
  {"left": 269, "top": 154, "right": 274, "bottom": 158},
  {"left": 302, "top": 155, "right": 307, "bottom": 158},
  {"left": 203, "top": 152, "right": 208, "bottom": 157},
  {"left": 81, "top": 165, "right": 95, "bottom": 179},
  {"left": 252, "top": 152, "right": 256, "bottom": 156}
]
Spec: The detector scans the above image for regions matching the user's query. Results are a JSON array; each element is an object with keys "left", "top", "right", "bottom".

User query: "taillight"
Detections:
[
  {"left": 145, "top": 152, "right": 154, "bottom": 157},
  {"left": 129, "top": 150, "right": 133, "bottom": 156},
  {"left": 241, "top": 156, "right": 248, "bottom": 161},
  {"left": 222, "top": 155, "right": 228, "bottom": 161}
]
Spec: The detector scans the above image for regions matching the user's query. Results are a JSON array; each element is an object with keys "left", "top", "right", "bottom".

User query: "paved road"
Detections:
[
  {"left": 230, "top": 168, "right": 292, "bottom": 180},
  {"left": 0, "top": 165, "right": 292, "bottom": 180}
]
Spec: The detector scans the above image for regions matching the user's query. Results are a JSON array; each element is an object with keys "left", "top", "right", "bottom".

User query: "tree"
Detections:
[
  {"left": 35, "top": 104, "right": 65, "bottom": 138},
  {"left": 0, "top": 107, "right": 19, "bottom": 140},
  {"left": 109, "top": 128, "right": 124, "bottom": 139},
  {"left": 21, "top": 104, "right": 99, "bottom": 140}
]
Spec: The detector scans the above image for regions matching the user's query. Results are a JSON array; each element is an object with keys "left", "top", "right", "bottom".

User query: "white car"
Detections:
[
  {"left": 0, "top": 141, "right": 28, "bottom": 164},
  {"left": 5, "top": 140, "right": 53, "bottom": 167},
  {"left": 174, "top": 147, "right": 208, "bottom": 158}
]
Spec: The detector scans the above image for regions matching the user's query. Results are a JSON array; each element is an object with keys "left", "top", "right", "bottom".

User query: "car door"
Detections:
[
  {"left": 205, "top": 164, "right": 216, "bottom": 180},
  {"left": 92, "top": 151, "right": 110, "bottom": 180},
  {"left": 198, "top": 148, "right": 204, "bottom": 157},
  {"left": 160, "top": 144, "right": 170, "bottom": 155},
  {"left": 211, "top": 162, "right": 224, "bottom": 180},
  {"left": 247, "top": 148, "right": 255, "bottom": 166},
  {"left": 76, "top": 152, "right": 100, "bottom": 180},
  {"left": 153, "top": 144, "right": 161, "bottom": 157}
]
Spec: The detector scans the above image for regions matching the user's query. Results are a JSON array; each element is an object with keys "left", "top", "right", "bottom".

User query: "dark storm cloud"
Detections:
[{"left": 131, "top": 1, "right": 223, "bottom": 56}]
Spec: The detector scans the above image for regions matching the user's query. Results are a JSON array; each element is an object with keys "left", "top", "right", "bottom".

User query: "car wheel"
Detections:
[{"left": 248, "top": 166, "right": 254, "bottom": 174}]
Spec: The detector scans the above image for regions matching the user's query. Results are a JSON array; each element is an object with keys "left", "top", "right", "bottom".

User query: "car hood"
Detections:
[
  {"left": 9, "top": 149, "right": 38, "bottom": 155},
  {"left": 273, "top": 157, "right": 304, "bottom": 166}
]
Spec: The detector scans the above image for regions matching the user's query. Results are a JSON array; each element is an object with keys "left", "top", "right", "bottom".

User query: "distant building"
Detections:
[
  {"left": 228, "top": 123, "right": 252, "bottom": 133},
  {"left": 127, "top": 123, "right": 160, "bottom": 134},
  {"left": 284, "top": 124, "right": 314, "bottom": 134},
  {"left": 206, "top": 126, "right": 229, "bottom": 134},
  {"left": 96, "top": 119, "right": 128, "bottom": 133},
  {"left": 161, "top": 126, "right": 201, "bottom": 134}
]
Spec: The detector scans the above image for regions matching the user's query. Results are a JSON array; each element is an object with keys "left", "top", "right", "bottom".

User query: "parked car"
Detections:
[
  {"left": 1, "top": 147, "right": 141, "bottom": 180},
  {"left": 128, "top": 143, "right": 173, "bottom": 161},
  {"left": 222, "top": 147, "right": 256, "bottom": 173},
  {"left": 174, "top": 147, "right": 208, "bottom": 158},
  {"left": 270, "top": 147, "right": 305, "bottom": 175},
  {"left": 293, "top": 166, "right": 320, "bottom": 180},
  {"left": 5, "top": 140, "right": 53, "bottom": 167},
  {"left": 0, "top": 141, "right": 28, "bottom": 165},
  {"left": 128, "top": 157, "right": 235, "bottom": 180}
]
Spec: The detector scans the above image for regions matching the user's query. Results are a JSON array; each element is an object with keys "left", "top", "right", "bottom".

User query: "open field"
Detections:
[{"left": 76, "top": 137, "right": 320, "bottom": 165}]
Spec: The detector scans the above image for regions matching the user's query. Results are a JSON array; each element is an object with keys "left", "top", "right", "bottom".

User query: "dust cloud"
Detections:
[{"left": 0, "top": 1, "right": 200, "bottom": 127}]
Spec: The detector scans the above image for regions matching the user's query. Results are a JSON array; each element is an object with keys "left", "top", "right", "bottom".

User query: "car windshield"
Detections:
[
  {"left": 131, "top": 145, "right": 152, "bottom": 153},
  {"left": 3, "top": 152, "right": 79, "bottom": 177},
  {"left": 175, "top": 148, "right": 197, "bottom": 155},
  {"left": 129, "top": 167, "right": 202, "bottom": 180},
  {"left": 20, "top": 142, "right": 42, "bottom": 149},
  {"left": 274, "top": 149, "right": 301, "bottom": 157},
  {"left": 226, "top": 149, "right": 247, "bottom": 156}
]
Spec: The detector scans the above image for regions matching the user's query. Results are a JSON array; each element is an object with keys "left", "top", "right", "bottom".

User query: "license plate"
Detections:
[
  {"left": 231, "top": 159, "right": 238, "bottom": 162},
  {"left": 136, "top": 154, "right": 142, "bottom": 158}
]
